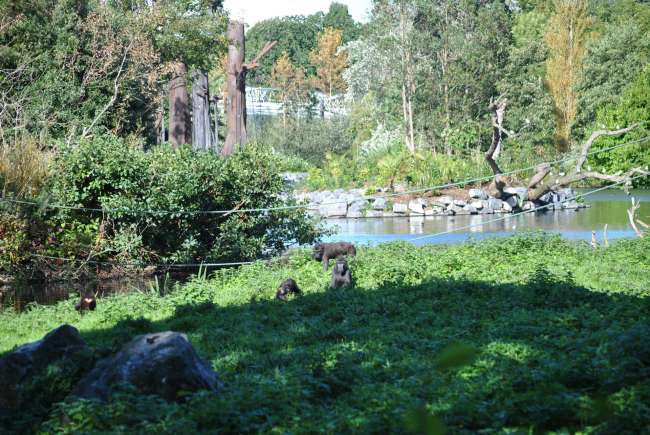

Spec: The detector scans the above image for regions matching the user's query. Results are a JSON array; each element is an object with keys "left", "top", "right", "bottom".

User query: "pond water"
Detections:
[
  {"left": 322, "top": 189, "right": 650, "bottom": 246},
  {"left": 2, "top": 189, "right": 648, "bottom": 310}
]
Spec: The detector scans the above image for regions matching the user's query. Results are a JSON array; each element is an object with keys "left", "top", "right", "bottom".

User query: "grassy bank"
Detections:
[{"left": 1, "top": 233, "right": 650, "bottom": 433}]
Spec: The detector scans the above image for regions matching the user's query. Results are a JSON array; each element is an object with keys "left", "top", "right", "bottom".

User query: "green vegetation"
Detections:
[
  {"left": 0, "top": 137, "right": 322, "bottom": 276},
  {"left": 1, "top": 234, "right": 649, "bottom": 433}
]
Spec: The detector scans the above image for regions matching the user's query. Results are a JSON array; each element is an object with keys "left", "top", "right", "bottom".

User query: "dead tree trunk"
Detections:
[
  {"left": 526, "top": 124, "right": 644, "bottom": 201},
  {"left": 485, "top": 96, "right": 508, "bottom": 198},
  {"left": 168, "top": 62, "right": 190, "bottom": 148},
  {"left": 191, "top": 70, "right": 213, "bottom": 151},
  {"left": 223, "top": 20, "right": 276, "bottom": 156},
  {"left": 484, "top": 96, "right": 647, "bottom": 201}
]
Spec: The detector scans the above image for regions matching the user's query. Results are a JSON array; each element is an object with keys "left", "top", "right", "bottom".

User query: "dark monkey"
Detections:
[
  {"left": 276, "top": 278, "right": 302, "bottom": 301},
  {"left": 75, "top": 290, "right": 96, "bottom": 312},
  {"left": 312, "top": 242, "right": 356, "bottom": 271},
  {"left": 330, "top": 256, "right": 353, "bottom": 289}
]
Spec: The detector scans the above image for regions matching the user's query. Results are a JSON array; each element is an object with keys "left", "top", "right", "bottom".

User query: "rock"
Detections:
[
  {"left": 447, "top": 204, "right": 467, "bottom": 215},
  {"left": 463, "top": 204, "right": 478, "bottom": 214},
  {"left": 0, "top": 325, "right": 91, "bottom": 409},
  {"left": 424, "top": 208, "right": 436, "bottom": 216},
  {"left": 470, "top": 200, "right": 484, "bottom": 210},
  {"left": 479, "top": 207, "right": 493, "bottom": 214},
  {"left": 394, "top": 184, "right": 407, "bottom": 193},
  {"left": 562, "top": 200, "right": 581, "bottom": 209},
  {"left": 349, "top": 200, "right": 368, "bottom": 212},
  {"left": 372, "top": 197, "right": 387, "bottom": 210},
  {"left": 382, "top": 211, "right": 398, "bottom": 218},
  {"left": 453, "top": 199, "right": 467, "bottom": 207},
  {"left": 438, "top": 195, "right": 454, "bottom": 205},
  {"left": 408, "top": 199, "right": 426, "bottom": 214},
  {"left": 468, "top": 188, "right": 488, "bottom": 200},
  {"left": 393, "top": 203, "right": 408, "bottom": 214},
  {"left": 365, "top": 209, "right": 383, "bottom": 218},
  {"left": 562, "top": 187, "right": 576, "bottom": 200},
  {"left": 502, "top": 201, "right": 513, "bottom": 212},
  {"left": 319, "top": 201, "right": 347, "bottom": 217},
  {"left": 505, "top": 195, "right": 519, "bottom": 209},
  {"left": 522, "top": 201, "right": 535, "bottom": 211},
  {"left": 334, "top": 188, "right": 344, "bottom": 195},
  {"left": 73, "top": 331, "right": 221, "bottom": 402},
  {"left": 346, "top": 210, "right": 363, "bottom": 218},
  {"left": 503, "top": 186, "right": 519, "bottom": 195},
  {"left": 537, "top": 191, "right": 554, "bottom": 204},
  {"left": 487, "top": 198, "right": 503, "bottom": 211}
]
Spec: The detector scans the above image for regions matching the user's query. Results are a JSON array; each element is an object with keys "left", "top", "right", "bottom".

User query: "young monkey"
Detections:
[
  {"left": 330, "top": 256, "right": 353, "bottom": 289},
  {"left": 276, "top": 278, "right": 302, "bottom": 301},
  {"left": 75, "top": 290, "right": 97, "bottom": 312}
]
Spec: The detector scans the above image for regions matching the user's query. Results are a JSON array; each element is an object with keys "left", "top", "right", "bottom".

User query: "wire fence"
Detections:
[{"left": 25, "top": 173, "right": 648, "bottom": 269}]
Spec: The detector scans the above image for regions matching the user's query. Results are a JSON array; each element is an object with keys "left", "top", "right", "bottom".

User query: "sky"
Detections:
[{"left": 222, "top": 0, "right": 373, "bottom": 28}]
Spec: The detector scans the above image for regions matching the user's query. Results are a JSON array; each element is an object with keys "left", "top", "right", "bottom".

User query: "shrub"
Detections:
[{"left": 39, "top": 135, "right": 323, "bottom": 265}]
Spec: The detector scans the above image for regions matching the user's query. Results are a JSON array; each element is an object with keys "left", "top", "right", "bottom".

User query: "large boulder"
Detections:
[
  {"left": 487, "top": 198, "right": 503, "bottom": 211},
  {"left": 393, "top": 203, "right": 408, "bottom": 214},
  {"left": 0, "top": 324, "right": 91, "bottom": 409},
  {"left": 372, "top": 197, "right": 387, "bottom": 210},
  {"left": 408, "top": 198, "right": 426, "bottom": 214},
  {"left": 346, "top": 200, "right": 367, "bottom": 218},
  {"left": 468, "top": 188, "right": 488, "bottom": 200},
  {"left": 73, "top": 331, "right": 221, "bottom": 402},
  {"left": 505, "top": 195, "right": 519, "bottom": 209},
  {"left": 437, "top": 195, "right": 454, "bottom": 205},
  {"left": 319, "top": 200, "right": 347, "bottom": 217}
]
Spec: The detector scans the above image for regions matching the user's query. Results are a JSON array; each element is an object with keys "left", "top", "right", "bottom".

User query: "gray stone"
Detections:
[
  {"left": 503, "top": 186, "right": 519, "bottom": 195},
  {"left": 349, "top": 200, "right": 368, "bottom": 213},
  {"left": 408, "top": 199, "right": 426, "bottom": 214},
  {"left": 453, "top": 199, "right": 467, "bottom": 207},
  {"left": 319, "top": 201, "right": 347, "bottom": 217},
  {"left": 438, "top": 195, "right": 454, "bottom": 205},
  {"left": 522, "top": 201, "right": 535, "bottom": 211},
  {"left": 372, "top": 197, "right": 387, "bottom": 210},
  {"left": 424, "top": 208, "right": 436, "bottom": 216},
  {"left": 334, "top": 188, "right": 344, "bottom": 195},
  {"left": 505, "top": 195, "right": 519, "bottom": 209},
  {"left": 470, "top": 200, "right": 484, "bottom": 210},
  {"left": 562, "top": 187, "right": 576, "bottom": 200},
  {"left": 346, "top": 210, "right": 363, "bottom": 218},
  {"left": 73, "top": 331, "right": 221, "bottom": 402},
  {"left": 487, "top": 198, "right": 503, "bottom": 211},
  {"left": 0, "top": 325, "right": 91, "bottom": 409},
  {"left": 393, "top": 203, "right": 408, "bottom": 214},
  {"left": 382, "top": 211, "right": 399, "bottom": 218},
  {"left": 468, "top": 188, "right": 487, "bottom": 199},
  {"left": 502, "top": 201, "right": 513, "bottom": 212},
  {"left": 562, "top": 200, "right": 581, "bottom": 209},
  {"left": 463, "top": 204, "right": 478, "bottom": 214}
]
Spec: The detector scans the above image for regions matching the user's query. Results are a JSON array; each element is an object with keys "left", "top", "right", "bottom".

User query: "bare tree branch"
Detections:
[
  {"left": 242, "top": 41, "right": 277, "bottom": 71},
  {"left": 627, "top": 197, "right": 645, "bottom": 238},
  {"left": 576, "top": 124, "right": 639, "bottom": 172},
  {"left": 80, "top": 42, "right": 132, "bottom": 140}
]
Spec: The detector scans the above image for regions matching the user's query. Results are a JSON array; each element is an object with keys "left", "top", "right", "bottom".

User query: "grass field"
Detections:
[{"left": 1, "top": 233, "right": 650, "bottom": 434}]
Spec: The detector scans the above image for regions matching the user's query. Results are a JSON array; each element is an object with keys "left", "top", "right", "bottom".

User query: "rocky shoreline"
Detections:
[{"left": 292, "top": 186, "right": 587, "bottom": 219}]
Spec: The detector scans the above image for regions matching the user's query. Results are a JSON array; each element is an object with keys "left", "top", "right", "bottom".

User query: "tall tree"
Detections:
[
  {"left": 270, "top": 52, "right": 307, "bottom": 126},
  {"left": 324, "top": 2, "right": 360, "bottom": 42},
  {"left": 544, "top": 0, "right": 593, "bottom": 151},
  {"left": 309, "top": 28, "right": 348, "bottom": 97}
]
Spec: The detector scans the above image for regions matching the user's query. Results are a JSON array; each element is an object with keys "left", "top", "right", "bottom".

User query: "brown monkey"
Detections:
[
  {"left": 276, "top": 278, "right": 301, "bottom": 301},
  {"left": 330, "top": 256, "right": 353, "bottom": 289},
  {"left": 312, "top": 242, "right": 356, "bottom": 271},
  {"left": 75, "top": 290, "right": 96, "bottom": 312}
]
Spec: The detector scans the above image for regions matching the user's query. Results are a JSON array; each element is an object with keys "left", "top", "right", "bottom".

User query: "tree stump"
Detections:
[{"left": 168, "top": 63, "right": 191, "bottom": 148}]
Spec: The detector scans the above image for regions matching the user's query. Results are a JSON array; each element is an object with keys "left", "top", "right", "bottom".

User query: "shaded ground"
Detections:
[{"left": 1, "top": 233, "right": 649, "bottom": 433}]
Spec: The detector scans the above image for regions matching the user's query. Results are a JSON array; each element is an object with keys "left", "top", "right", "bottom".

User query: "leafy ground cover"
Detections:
[{"left": 1, "top": 233, "right": 649, "bottom": 434}]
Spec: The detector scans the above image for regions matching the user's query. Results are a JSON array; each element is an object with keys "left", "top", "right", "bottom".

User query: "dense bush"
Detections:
[
  {"left": 1, "top": 234, "right": 650, "bottom": 433},
  {"left": 1, "top": 136, "right": 323, "bottom": 274}
]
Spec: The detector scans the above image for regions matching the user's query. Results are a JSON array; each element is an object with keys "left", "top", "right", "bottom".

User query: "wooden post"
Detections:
[
  {"left": 223, "top": 20, "right": 276, "bottom": 156},
  {"left": 168, "top": 62, "right": 190, "bottom": 148},
  {"left": 191, "top": 70, "right": 213, "bottom": 151}
]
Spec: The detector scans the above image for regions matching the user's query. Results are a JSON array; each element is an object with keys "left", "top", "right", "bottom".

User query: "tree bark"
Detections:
[
  {"left": 223, "top": 20, "right": 276, "bottom": 156},
  {"left": 485, "top": 97, "right": 507, "bottom": 197},
  {"left": 191, "top": 69, "right": 213, "bottom": 151},
  {"left": 169, "top": 62, "right": 190, "bottom": 148}
]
